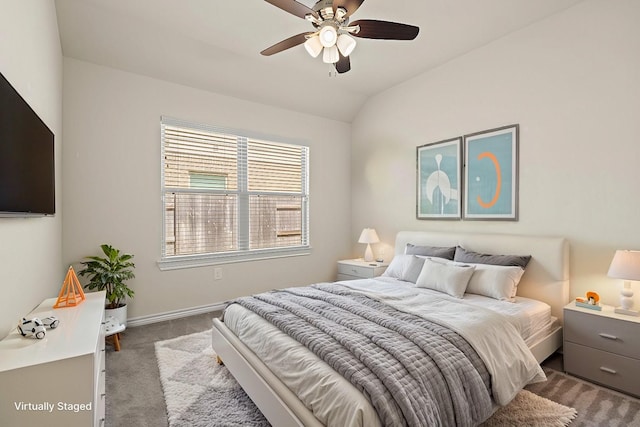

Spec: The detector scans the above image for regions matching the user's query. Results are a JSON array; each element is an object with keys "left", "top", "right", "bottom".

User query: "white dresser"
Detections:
[
  {"left": 0, "top": 291, "right": 106, "bottom": 426},
  {"left": 563, "top": 301, "right": 640, "bottom": 398},
  {"left": 337, "top": 259, "right": 389, "bottom": 281}
]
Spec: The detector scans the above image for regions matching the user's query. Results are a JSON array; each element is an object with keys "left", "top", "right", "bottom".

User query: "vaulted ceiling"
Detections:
[{"left": 55, "top": 0, "right": 583, "bottom": 122}]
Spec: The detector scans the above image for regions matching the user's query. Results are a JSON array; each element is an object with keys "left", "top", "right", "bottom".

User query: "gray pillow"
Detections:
[
  {"left": 405, "top": 244, "right": 456, "bottom": 260},
  {"left": 453, "top": 246, "right": 531, "bottom": 269},
  {"left": 403, "top": 256, "right": 426, "bottom": 283}
]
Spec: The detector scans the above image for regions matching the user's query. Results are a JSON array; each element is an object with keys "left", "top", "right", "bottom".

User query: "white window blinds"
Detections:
[{"left": 160, "top": 117, "right": 309, "bottom": 268}]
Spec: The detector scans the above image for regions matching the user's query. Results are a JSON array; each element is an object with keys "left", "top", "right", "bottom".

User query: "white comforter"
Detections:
[{"left": 224, "top": 278, "right": 546, "bottom": 426}]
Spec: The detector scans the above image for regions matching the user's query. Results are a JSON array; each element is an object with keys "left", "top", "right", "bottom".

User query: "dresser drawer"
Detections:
[
  {"left": 564, "top": 309, "right": 640, "bottom": 359},
  {"left": 564, "top": 342, "right": 640, "bottom": 397},
  {"left": 337, "top": 263, "right": 376, "bottom": 278}
]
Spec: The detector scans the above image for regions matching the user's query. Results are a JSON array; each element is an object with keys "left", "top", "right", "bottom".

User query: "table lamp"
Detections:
[
  {"left": 358, "top": 228, "right": 379, "bottom": 262},
  {"left": 607, "top": 249, "right": 640, "bottom": 316}
]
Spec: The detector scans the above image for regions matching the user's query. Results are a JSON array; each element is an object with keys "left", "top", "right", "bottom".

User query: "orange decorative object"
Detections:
[
  {"left": 586, "top": 291, "right": 600, "bottom": 304},
  {"left": 53, "top": 266, "right": 86, "bottom": 309}
]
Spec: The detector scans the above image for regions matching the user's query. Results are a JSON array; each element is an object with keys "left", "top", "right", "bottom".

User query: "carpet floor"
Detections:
[{"left": 156, "top": 329, "right": 581, "bottom": 427}]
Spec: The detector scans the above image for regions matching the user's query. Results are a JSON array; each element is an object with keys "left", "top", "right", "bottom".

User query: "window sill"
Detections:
[{"left": 157, "top": 246, "right": 311, "bottom": 271}]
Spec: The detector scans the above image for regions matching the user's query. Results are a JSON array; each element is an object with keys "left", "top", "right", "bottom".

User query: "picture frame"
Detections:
[
  {"left": 463, "top": 124, "right": 519, "bottom": 220},
  {"left": 416, "top": 137, "right": 462, "bottom": 219}
]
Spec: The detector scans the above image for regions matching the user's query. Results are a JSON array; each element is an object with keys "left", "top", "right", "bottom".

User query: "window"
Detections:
[{"left": 160, "top": 117, "right": 309, "bottom": 269}]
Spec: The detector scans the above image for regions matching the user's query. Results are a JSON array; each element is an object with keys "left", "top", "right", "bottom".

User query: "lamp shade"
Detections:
[
  {"left": 608, "top": 250, "right": 640, "bottom": 280},
  {"left": 322, "top": 45, "right": 339, "bottom": 64},
  {"left": 358, "top": 228, "right": 380, "bottom": 244},
  {"left": 336, "top": 34, "right": 356, "bottom": 57},
  {"left": 304, "top": 35, "right": 323, "bottom": 58}
]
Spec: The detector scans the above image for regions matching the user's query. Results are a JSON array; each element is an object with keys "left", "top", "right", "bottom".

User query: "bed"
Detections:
[{"left": 211, "top": 231, "right": 570, "bottom": 426}]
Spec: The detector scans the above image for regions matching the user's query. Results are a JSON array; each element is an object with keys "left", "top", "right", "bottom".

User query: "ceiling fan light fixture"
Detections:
[
  {"left": 304, "top": 35, "right": 323, "bottom": 58},
  {"left": 262, "top": 1, "right": 420, "bottom": 74},
  {"left": 336, "top": 34, "right": 356, "bottom": 57},
  {"left": 319, "top": 25, "right": 338, "bottom": 48},
  {"left": 322, "top": 45, "right": 339, "bottom": 64}
]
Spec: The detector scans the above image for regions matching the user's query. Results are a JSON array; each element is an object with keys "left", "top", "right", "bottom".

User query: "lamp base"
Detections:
[
  {"left": 618, "top": 281, "right": 637, "bottom": 316},
  {"left": 614, "top": 307, "right": 639, "bottom": 316},
  {"left": 363, "top": 244, "right": 374, "bottom": 262}
]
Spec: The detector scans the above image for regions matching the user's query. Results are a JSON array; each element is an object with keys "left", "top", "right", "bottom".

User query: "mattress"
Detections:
[
  {"left": 222, "top": 277, "right": 550, "bottom": 427},
  {"left": 451, "top": 290, "right": 554, "bottom": 345}
]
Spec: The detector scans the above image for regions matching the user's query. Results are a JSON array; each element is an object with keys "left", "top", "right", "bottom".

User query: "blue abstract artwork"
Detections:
[
  {"left": 417, "top": 138, "right": 461, "bottom": 219},
  {"left": 464, "top": 125, "right": 518, "bottom": 220}
]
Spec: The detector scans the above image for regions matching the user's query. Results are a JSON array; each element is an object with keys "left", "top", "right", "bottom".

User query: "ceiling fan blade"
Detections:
[
  {"left": 264, "top": 0, "right": 318, "bottom": 20},
  {"left": 332, "top": 0, "right": 365, "bottom": 18},
  {"left": 335, "top": 53, "right": 351, "bottom": 74},
  {"left": 351, "top": 19, "right": 419, "bottom": 40},
  {"left": 261, "top": 32, "right": 312, "bottom": 56}
]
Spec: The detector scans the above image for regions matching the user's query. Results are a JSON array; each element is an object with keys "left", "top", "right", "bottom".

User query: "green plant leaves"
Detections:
[{"left": 79, "top": 244, "right": 135, "bottom": 309}]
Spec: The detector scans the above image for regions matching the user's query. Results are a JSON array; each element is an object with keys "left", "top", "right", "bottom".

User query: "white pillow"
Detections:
[
  {"left": 464, "top": 263, "right": 525, "bottom": 301},
  {"left": 415, "top": 258, "right": 476, "bottom": 298},
  {"left": 382, "top": 254, "right": 410, "bottom": 279},
  {"left": 382, "top": 255, "right": 425, "bottom": 283}
]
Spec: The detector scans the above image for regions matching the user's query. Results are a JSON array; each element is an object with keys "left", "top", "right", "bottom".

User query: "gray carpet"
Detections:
[
  {"left": 105, "top": 312, "right": 218, "bottom": 427},
  {"left": 106, "top": 312, "right": 640, "bottom": 427}
]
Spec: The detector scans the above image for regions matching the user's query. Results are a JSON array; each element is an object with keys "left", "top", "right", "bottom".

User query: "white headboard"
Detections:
[{"left": 395, "top": 231, "right": 570, "bottom": 321}]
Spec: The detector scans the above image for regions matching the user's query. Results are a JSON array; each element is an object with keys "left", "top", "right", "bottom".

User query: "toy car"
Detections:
[
  {"left": 41, "top": 316, "right": 60, "bottom": 329},
  {"left": 17, "top": 318, "right": 46, "bottom": 339}
]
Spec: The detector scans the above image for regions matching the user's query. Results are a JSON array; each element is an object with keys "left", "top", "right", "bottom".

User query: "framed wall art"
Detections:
[
  {"left": 463, "top": 124, "right": 519, "bottom": 220},
  {"left": 416, "top": 137, "right": 462, "bottom": 219}
]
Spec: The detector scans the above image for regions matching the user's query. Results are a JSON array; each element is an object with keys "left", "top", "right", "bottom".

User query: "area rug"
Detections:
[
  {"left": 155, "top": 330, "right": 269, "bottom": 426},
  {"left": 156, "top": 330, "right": 580, "bottom": 427},
  {"left": 525, "top": 368, "right": 640, "bottom": 427},
  {"left": 481, "top": 389, "right": 576, "bottom": 426}
]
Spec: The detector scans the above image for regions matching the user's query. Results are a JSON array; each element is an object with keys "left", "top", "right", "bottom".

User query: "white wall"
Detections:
[
  {"left": 351, "top": 0, "right": 640, "bottom": 307},
  {"left": 62, "top": 59, "right": 352, "bottom": 321},
  {"left": 0, "top": 2, "right": 63, "bottom": 338}
]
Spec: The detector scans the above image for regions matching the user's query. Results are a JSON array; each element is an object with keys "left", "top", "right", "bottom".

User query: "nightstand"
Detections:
[
  {"left": 337, "top": 259, "right": 389, "bottom": 281},
  {"left": 563, "top": 301, "right": 640, "bottom": 398}
]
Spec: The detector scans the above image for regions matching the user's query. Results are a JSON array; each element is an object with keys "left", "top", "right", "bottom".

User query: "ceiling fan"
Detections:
[{"left": 261, "top": 0, "right": 420, "bottom": 74}]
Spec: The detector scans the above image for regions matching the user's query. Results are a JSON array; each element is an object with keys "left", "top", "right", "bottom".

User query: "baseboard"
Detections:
[{"left": 127, "top": 301, "right": 228, "bottom": 327}]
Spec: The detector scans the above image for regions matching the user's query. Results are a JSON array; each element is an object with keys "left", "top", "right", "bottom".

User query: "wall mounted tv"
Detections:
[{"left": 0, "top": 71, "right": 55, "bottom": 217}]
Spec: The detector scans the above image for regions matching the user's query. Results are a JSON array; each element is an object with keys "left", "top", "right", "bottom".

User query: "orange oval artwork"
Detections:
[{"left": 476, "top": 152, "right": 502, "bottom": 209}]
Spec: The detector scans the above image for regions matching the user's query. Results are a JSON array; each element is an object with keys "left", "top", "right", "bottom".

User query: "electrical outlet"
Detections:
[{"left": 214, "top": 267, "right": 223, "bottom": 281}]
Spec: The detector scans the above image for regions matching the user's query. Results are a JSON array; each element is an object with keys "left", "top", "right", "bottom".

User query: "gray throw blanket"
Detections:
[{"left": 229, "top": 283, "right": 493, "bottom": 427}]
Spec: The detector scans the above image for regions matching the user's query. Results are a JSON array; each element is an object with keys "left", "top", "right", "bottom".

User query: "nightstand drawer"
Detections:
[
  {"left": 564, "top": 342, "right": 640, "bottom": 397},
  {"left": 565, "top": 309, "right": 640, "bottom": 359},
  {"left": 337, "top": 263, "right": 376, "bottom": 278}
]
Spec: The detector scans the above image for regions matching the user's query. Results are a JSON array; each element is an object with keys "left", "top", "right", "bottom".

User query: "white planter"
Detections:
[{"left": 105, "top": 304, "right": 128, "bottom": 328}]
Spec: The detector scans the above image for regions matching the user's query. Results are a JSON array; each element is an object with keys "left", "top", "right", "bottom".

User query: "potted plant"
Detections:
[{"left": 79, "top": 244, "right": 135, "bottom": 327}]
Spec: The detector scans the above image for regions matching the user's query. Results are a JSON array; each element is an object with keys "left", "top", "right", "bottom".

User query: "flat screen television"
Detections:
[{"left": 0, "top": 71, "right": 55, "bottom": 217}]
